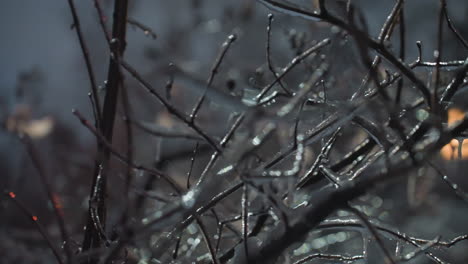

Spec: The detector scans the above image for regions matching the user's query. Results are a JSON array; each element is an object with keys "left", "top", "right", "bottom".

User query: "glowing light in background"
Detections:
[{"left": 440, "top": 108, "right": 468, "bottom": 160}]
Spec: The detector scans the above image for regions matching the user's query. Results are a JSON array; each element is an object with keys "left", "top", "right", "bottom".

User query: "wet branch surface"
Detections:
[
  {"left": 3, "top": 1, "right": 468, "bottom": 264},
  {"left": 81, "top": 0, "right": 129, "bottom": 263}
]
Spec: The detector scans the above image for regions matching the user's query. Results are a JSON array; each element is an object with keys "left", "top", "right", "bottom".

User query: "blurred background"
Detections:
[{"left": 1, "top": 0, "right": 468, "bottom": 263}]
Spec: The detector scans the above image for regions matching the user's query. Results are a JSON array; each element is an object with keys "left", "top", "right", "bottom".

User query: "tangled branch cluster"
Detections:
[{"left": 3, "top": 0, "right": 468, "bottom": 264}]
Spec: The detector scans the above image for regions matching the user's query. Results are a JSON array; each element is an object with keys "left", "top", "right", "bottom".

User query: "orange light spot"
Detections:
[
  {"left": 447, "top": 107, "right": 465, "bottom": 125},
  {"left": 440, "top": 144, "right": 453, "bottom": 160},
  {"left": 450, "top": 139, "right": 460, "bottom": 147},
  {"left": 32, "top": 216, "right": 38, "bottom": 221},
  {"left": 52, "top": 194, "right": 62, "bottom": 209},
  {"left": 8, "top": 192, "right": 16, "bottom": 198},
  {"left": 52, "top": 193, "right": 65, "bottom": 217},
  {"left": 441, "top": 108, "right": 468, "bottom": 160}
]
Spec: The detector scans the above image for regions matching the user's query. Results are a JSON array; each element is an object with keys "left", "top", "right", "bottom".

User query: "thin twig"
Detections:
[
  {"left": 428, "top": 161, "right": 468, "bottom": 203},
  {"left": 19, "top": 135, "right": 73, "bottom": 263},
  {"left": 5, "top": 191, "right": 65, "bottom": 264},
  {"left": 266, "top": 14, "right": 291, "bottom": 95},
  {"left": 241, "top": 184, "right": 249, "bottom": 262},
  {"left": 296, "top": 128, "right": 340, "bottom": 188},
  {"left": 255, "top": 38, "right": 331, "bottom": 102},
  {"left": 186, "top": 143, "right": 199, "bottom": 189},
  {"left": 195, "top": 216, "right": 220, "bottom": 264},
  {"left": 66, "top": 0, "right": 102, "bottom": 128},
  {"left": 256, "top": 0, "right": 432, "bottom": 107},
  {"left": 378, "top": 0, "right": 404, "bottom": 42},
  {"left": 395, "top": 5, "right": 405, "bottom": 105},
  {"left": 189, "top": 34, "right": 237, "bottom": 122},
  {"left": 439, "top": 57, "right": 468, "bottom": 104},
  {"left": 127, "top": 17, "right": 157, "bottom": 39},
  {"left": 431, "top": 0, "right": 445, "bottom": 112},
  {"left": 120, "top": 59, "right": 221, "bottom": 152},
  {"left": 347, "top": 206, "right": 396, "bottom": 264},
  {"left": 128, "top": 118, "right": 204, "bottom": 141},
  {"left": 195, "top": 113, "right": 245, "bottom": 186},
  {"left": 442, "top": 1, "right": 468, "bottom": 49},
  {"left": 92, "top": 0, "right": 111, "bottom": 44},
  {"left": 318, "top": 218, "right": 456, "bottom": 263},
  {"left": 72, "top": 110, "right": 180, "bottom": 192},
  {"left": 293, "top": 253, "right": 364, "bottom": 264},
  {"left": 277, "top": 61, "right": 328, "bottom": 117}
]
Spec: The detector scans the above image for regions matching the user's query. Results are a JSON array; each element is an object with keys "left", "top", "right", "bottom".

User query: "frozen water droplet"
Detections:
[
  {"left": 182, "top": 190, "right": 196, "bottom": 208},
  {"left": 416, "top": 109, "right": 429, "bottom": 121},
  {"left": 228, "top": 34, "right": 237, "bottom": 42},
  {"left": 218, "top": 165, "right": 233, "bottom": 175},
  {"left": 252, "top": 136, "right": 261, "bottom": 146}
]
